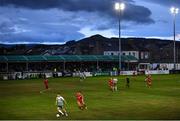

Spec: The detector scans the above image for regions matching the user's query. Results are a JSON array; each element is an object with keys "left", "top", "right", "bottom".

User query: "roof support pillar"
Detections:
[
  {"left": 26, "top": 62, "right": 29, "bottom": 72},
  {"left": 6, "top": 62, "right": 8, "bottom": 73},
  {"left": 63, "top": 61, "right": 66, "bottom": 72},
  {"left": 96, "top": 61, "right": 99, "bottom": 71}
]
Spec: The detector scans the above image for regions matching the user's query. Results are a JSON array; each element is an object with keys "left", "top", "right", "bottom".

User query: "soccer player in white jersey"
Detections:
[
  {"left": 79, "top": 71, "right": 86, "bottom": 81},
  {"left": 56, "top": 94, "right": 68, "bottom": 117},
  {"left": 113, "top": 78, "right": 118, "bottom": 91}
]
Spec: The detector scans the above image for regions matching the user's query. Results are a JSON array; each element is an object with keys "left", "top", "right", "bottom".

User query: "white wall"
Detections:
[
  {"left": 141, "top": 63, "right": 180, "bottom": 70},
  {"left": 145, "top": 70, "right": 169, "bottom": 75},
  {"left": 104, "top": 51, "right": 139, "bottom": 59}
]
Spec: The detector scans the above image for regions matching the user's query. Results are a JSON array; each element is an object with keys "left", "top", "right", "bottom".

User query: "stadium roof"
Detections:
[{"left": 0, "top": 55, "right": 138, "bottom": 62}]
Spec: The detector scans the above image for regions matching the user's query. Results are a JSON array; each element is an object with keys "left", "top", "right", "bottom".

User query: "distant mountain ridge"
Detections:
[{"left": 0, "top": 34, "right": 180, "bottom": 63}]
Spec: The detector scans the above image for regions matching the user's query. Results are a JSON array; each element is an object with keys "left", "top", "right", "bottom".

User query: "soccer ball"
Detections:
[{"left": 56, "top": 114, "right": 60, "bottom": 117}]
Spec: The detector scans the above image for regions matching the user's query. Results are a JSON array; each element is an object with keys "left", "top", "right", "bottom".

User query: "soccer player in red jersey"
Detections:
[
  {"left": 108, "top": 78, "right": 114, "bottom": 91},
  {"left": 146, "top": 74, "right": 152, "bottom": 88},
  {"left": 40, "top": 77, "right": 50, "bottom": 94},
  {"left": 75, "top": 91, "right": 87, "bottom": 110},
  {"left": 44, "top": 78, "right": 49, "bottom": 89}
]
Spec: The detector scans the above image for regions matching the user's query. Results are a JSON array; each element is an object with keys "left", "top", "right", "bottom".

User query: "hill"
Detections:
[{"left": 0, "top": 34, "right": 180, "bottom": 63}]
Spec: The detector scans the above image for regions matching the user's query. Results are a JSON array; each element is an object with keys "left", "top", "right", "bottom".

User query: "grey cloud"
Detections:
[
  {"left": 0, "top": 0, "right": 154, "bottom": 24},
  {"left": 145, "top": 0, "right": 180, "bottom": 7},
  {"left": 0, "top": 0, "right": 158, "bottom": 44},
  {"left": 123, "top": 4, "right": 154, "bottom": 24},
  {"left": 0, "top": 25, "right": 85, "bottom": 43},
  {"left": 0, "top": 21, "right": 15, "bottom": 34},
  {"left": 0, "top": 0, "right": 133, "bottom": 10},
  {"left": 0, "top": 8, "right": 85, "bottom": 43}
]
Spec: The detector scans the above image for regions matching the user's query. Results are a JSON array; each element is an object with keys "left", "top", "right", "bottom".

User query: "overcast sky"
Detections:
[{"left": 0, "top": 0, "right": 180, "bottom": 44}]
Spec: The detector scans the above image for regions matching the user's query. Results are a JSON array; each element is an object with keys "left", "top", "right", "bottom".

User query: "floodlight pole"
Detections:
[
  {"left": 115, "top": 2, "right": 125, "bottom": 73},
  {"left": 118, "top": 9, "right": 122, "bottom": 72},
  {"left": 173, "top": 13, "right": 176, "bottom": 70},
  {"left": 171, "top": 7, "right": 179, "bottom": 70}
]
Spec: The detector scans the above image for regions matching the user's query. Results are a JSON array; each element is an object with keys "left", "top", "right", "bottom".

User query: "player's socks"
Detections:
[
  {"left": 58, "top": 109, "right": 64, "bottom": 115},
  {"left": 65, "top": 113, "right": 68, "bottom": 116},
  {"left": 79, "top": 106, "right": 83, "bottom": 110},
  {"left": 115, "top": 87, "right": 117, "bottom": 91},
  {"left": 84, "top": 105, "right": 87, "bottom": 109}
]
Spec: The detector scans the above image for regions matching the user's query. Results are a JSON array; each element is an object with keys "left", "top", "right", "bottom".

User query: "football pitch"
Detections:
[{"left": 0, "top": 74, "right": 180, "bottom": 120}]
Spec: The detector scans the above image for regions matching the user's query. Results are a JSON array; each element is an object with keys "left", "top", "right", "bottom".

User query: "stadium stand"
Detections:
[
  {"left": 0, "top": 55, "right": 138, "bottom": 80},
  {"left": 0, "top": 55, "right": 138, "bottom": 62}
]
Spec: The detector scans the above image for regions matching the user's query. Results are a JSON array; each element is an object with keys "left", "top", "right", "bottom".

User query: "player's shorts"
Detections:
[
  {"left": 148, "top": 82, "right": 152, "bottom": 85},
  {"left": 45, "top": 85, "right": 48, "bottom": 89},
  {"left": 58, "top": 105, "right": 63, "bottom": 109},
  {"left": 77, "top": 100, "right": 83, "bottom": 106}
]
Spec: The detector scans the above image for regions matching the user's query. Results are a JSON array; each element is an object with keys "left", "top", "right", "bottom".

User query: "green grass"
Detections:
[{"left": 0, "top": 74, "right": 180, "bottom": 120}]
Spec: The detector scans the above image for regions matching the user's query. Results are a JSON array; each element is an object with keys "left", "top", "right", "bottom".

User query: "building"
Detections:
[{"left": 104, "top": 51, "right": 149, "bottom": 61}]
